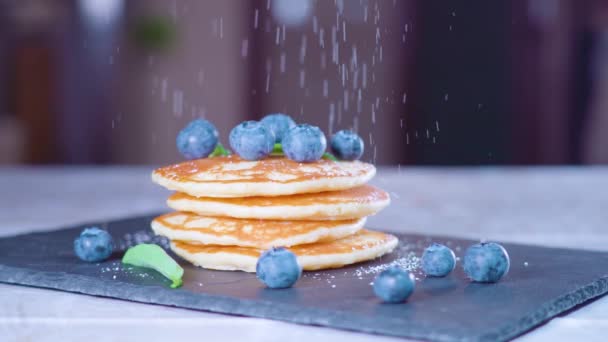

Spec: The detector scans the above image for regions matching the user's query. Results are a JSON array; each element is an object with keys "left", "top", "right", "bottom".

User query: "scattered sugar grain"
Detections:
[{"left": 352, "top": 252, "right": 420, "bottom": 277}]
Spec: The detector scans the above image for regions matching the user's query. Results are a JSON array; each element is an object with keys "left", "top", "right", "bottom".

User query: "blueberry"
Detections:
[
  {"left": 176, "top": 119, "right": 219, "bottom": 159},
  {"left": 282, "top": 124, "right": 327, "bottom": 162},
  {"left": 373, "top": 266, "right": 415, "bottom": 303},
  {"left": 421, "top": 243, "right": 456, "bottom": 277},
  {"left": 463, "top": 242, "right": 510, "bottom": 283},
  {"left": 256, "top": 247, "right": 302, "bottom": 289},
  {"left": 229, "top": 121, "right": 275, "bottom": 160},
  {"left": 74, "top": 227, "right": 113, "bottom": 263},
  {"left": 330, "top": 130, "right": 364, "bottom": 161},
  {"left": 260, "top": 113, "right": 296, "bottom": 143}
]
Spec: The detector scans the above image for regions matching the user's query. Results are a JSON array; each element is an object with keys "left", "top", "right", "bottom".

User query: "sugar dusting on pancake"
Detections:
[
  {"left": 151, "top": 155, "right": 376, "bottom": 198},
  {"left": 154, "top": 155, "right": 372, "bottom": 184}
]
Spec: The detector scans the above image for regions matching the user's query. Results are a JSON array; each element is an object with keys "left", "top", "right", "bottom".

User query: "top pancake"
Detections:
[{"left": 152, "top": 155, "right": 376, "bottom": 198}]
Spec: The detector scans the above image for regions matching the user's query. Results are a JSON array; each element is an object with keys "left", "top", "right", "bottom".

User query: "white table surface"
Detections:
[{"left": 1, "top": 166, "right": 607, "bottom": 342}]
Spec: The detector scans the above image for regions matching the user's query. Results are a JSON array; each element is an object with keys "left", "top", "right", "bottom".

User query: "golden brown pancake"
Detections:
[
  {"left": 151, "top": 155, "right": 376, "bottom": 198},
  {"left": 167, "top": 185, "right": 390, "bottom": 220},
  {"left": 170, "top": 229, "right": 398, "bottom": 272},
  {"left": 151, "top": 212, "right": 365, "bottom": 248}
]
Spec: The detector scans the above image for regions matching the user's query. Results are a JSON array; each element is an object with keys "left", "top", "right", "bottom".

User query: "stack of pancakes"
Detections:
[{"left": 150, "top": 155, "right": 397, "bottom": 272}]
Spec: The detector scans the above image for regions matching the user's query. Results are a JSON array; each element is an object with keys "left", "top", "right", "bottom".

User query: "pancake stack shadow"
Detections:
[{"left": 150, "top": 156, "right": 397, "bottom": 272}]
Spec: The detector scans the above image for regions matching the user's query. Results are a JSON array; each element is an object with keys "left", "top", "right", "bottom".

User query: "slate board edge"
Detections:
[
  {"left": 4, "top": 214, "right": 608, "bottom": 341},
  {"left": 483, "top": 276, "right": 608, "bottom": 342},
  {"left": 0, "top": 264, "right": 469, "bottom": 342},
  {"left": 3, "top": 263, "right": 608, "bottom": 342}
]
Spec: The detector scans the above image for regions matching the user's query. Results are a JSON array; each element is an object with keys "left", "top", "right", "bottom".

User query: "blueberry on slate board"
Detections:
[
  {"left": 260, "top": 113, "right": 296, "bottom": 143},
  {"left": 330, "top": 130, "right": 364, "bottom": 161},
  {"left": 463, "top": 242, "right": 510, "bottom": 283},
  {"left": 229, "top": 121, "right": 275, "bottom": 161},
  {"left": 74, "top": 227, "right": 113, "bottom": 263},
  {"left": 373, "top": 266, "right": 416, "bottom": 303},
  {"left": 282, "top": 124, "right": 327, "bottom": 162},
  {"left": 176, "top": 119, "right": 219, "bottom": 159},
  {"left": 421, "top": 243, "right": 456, "bottom": 277},
  {"left": 256, "top": 247, "right": 302, "bottom": 289}
]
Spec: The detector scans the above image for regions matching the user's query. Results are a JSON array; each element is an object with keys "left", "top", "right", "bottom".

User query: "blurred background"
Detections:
[{"left": 1, "top": 0, "right": 608, "bottom": 166}]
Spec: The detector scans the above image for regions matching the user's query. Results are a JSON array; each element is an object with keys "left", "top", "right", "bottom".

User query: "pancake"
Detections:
[
  {"left": 167, "top": 185, "right": 390, "bottom": 221},
  {"left": 152, "top": 155, "right": 376, "bottom": 198},
  {"left": 170, "top": 229, "right": 398, "bottom": 272},
  {"left": 151, "top": 212, "right": 365, "bottom": 249}
]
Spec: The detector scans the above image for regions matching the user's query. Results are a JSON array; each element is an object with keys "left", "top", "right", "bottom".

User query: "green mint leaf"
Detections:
[
  {"left": 122, "top": 244, "right": 184, "bottom": 288},
  {"left": 322, "top": 152, "right": 338, "bottom": 161},
  {"left": 269, "top": 143, "right": 338, "bottom": 161},
  {"left": 271, "top": 143, "right": 284, "bottom": 156},
  {"left": 208, "top": 143, "right": 231, "bottom": 157}
]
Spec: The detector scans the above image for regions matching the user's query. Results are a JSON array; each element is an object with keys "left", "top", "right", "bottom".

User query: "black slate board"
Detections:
[{"left": 1, "top": 215, "right": 608, "bottom": 342}]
